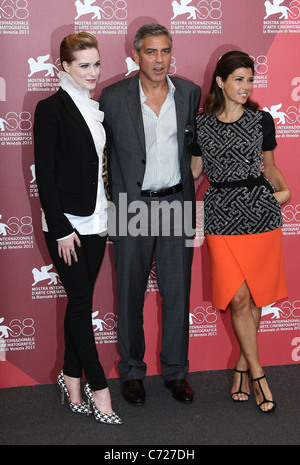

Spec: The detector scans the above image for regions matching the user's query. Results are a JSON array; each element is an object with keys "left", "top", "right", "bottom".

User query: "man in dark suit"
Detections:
[{"left": 99, "top": 24, "right": 201, "bottom": 405}]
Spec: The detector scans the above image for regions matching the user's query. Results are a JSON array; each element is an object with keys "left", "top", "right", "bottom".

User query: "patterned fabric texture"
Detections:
[
  {"left": 196, "top": 109, "right": 283, "bottom": 235},
  {"left": 102, "top": 145, "right": 110, "bottom": 200}
]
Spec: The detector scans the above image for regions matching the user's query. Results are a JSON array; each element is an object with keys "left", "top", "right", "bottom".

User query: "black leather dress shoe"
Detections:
[
  {"left": 165, "top": 379, "right": 194, "bottom": 403},
  {"left": 122, "top": 379, "right": 145, "bottom": 405}
]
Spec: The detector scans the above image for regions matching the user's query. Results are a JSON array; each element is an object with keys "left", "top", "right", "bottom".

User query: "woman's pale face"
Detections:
[
  {"left": 217, "top": 67, "right": 254, "bottom": 107},
  {"left": 62, "top": 47, "right": 100, "bottom": 91}
]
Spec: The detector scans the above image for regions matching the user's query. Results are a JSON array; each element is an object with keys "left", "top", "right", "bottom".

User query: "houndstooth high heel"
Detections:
[
  {"left": 57, "top": 371, "right": 90, "bottom": 414},
  {"left": 84, "top": 383, "right": 122, "bottom": 425}
]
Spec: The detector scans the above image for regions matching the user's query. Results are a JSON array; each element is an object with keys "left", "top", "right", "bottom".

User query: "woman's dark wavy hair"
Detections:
[{"left": 203, "top": 50, "right": 259, "bottom": 115}]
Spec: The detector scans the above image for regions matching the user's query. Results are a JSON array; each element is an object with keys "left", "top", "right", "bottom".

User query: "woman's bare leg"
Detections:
[{"left": 230, "top": 281, "right": 274, "bottom": 411}]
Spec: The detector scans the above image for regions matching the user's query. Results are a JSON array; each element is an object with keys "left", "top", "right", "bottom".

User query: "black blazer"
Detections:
[{"left": 34, "top": 88, "right": 100, "bottom": 240}]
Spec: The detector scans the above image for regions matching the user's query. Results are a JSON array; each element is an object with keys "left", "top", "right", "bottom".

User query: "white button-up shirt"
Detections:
[{"left": 140, "top": 76, "right": 181, "bottom": 190}]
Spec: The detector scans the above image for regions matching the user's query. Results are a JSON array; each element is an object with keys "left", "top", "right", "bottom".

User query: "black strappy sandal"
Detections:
[
  {"left": 231, "top": 368, "right": 250, "bottom": 402},
  {"left": 252, "top": 374, "right": 276, "bottom": 413}
]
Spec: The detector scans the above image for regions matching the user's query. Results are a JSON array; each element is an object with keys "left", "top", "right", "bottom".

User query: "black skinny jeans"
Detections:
[{"left": 45, "top": 231, "right": 108, "bottom": 391}]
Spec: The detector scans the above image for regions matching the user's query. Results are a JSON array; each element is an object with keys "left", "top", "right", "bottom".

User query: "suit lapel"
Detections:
[
  {"left": 126, "top": 75, "right": 146, "bottom": 153},
  {"left": 58, "top": 88, "right": 96, "bottom": 151},
  {"left": 125, "top": 75, "right": 186, "bottom": 157},
  {"left": 172, "top": 78, "right": 186, "bottom": 160}
]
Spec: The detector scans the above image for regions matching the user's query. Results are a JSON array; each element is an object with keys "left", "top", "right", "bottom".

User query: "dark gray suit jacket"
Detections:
[{"left": 99, "top": 73, "right": 201, "bottom": 240}]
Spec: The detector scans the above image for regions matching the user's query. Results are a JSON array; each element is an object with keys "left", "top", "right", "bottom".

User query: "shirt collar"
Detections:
[
  {"left": 59, "top": 70, "right": 91, "bottom": 99},
  {"left": 59, "top": 70, "right": 104, "bottom": 122},
  {"left": 139, "top": 75, "right": 175, "bottom": 104}
]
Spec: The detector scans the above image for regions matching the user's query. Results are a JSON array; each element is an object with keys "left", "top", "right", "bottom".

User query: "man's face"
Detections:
[{"left": 133, "top": 34, "right": 171, "bottom": 86}]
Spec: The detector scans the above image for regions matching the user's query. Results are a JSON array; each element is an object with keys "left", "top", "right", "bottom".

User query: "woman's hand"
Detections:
[
  {"left": 57, "top": 233, "right": 81, "bottom": 266},
  {"left": 263, "top": 150, "right": 291, "bottom": 206}
]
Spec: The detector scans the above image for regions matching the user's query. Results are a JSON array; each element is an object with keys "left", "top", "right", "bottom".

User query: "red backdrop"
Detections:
[{"left": 0, "top": 0, "right": 299, "bottom": 388}]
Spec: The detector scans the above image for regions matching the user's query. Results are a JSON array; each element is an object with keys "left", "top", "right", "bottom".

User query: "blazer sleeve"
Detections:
[
  {"left": 190, "top": 84, "right": 202, "bottom": 157},
  {"left": 34, "top": 98, "right": 74, "bottom": 240}
]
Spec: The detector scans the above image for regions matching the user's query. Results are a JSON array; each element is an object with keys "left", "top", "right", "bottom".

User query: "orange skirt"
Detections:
[{"left": 205, "top": 228, "right": 287, "bottom": 310}]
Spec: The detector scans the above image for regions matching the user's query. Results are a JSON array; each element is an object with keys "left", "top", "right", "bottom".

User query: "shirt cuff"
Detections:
[{"left": 56, "top": 231, "right": 75, "bottom": 242}]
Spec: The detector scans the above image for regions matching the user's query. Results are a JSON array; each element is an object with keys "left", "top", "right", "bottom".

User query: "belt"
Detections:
[
  {"left": 141, "top": 183, "right": 183, "bottom": 198},
  {"left": 210, "top": 174, "right": 274, "bottom": 193}
]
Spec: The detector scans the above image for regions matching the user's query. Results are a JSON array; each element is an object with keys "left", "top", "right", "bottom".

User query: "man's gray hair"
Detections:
[{"left": 134, "top": 23, "right": 172, "bottom": 53}]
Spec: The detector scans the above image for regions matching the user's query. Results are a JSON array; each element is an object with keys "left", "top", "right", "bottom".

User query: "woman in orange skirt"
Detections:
[{"left": 192, "top": 51, "right": 290, "bottom": 413}]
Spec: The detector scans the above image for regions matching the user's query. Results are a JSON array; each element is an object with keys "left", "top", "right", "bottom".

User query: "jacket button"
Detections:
[
  {"left": 142, "top": 159, "right": 146, "bottom": 164},
  {"left": 137, "top": 182, "right": 141, "bottom": 187}
]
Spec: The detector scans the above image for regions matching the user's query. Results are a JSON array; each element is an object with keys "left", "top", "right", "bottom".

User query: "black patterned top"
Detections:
[{"left": 196, "top": 109, "right": 283, "bottom": 235}]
